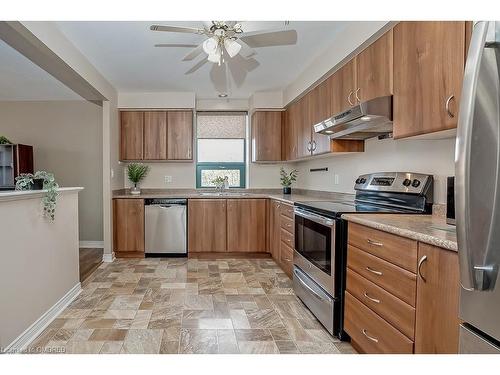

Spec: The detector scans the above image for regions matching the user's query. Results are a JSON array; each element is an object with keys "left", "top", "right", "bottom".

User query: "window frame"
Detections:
[{"left": 195, "top": 113, "right": 247, "bottom": 189}]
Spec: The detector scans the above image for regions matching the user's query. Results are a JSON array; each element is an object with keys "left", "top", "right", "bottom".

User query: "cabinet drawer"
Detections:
[
  {"left": 348, "top": 245, "right": 417, "bottom": 307},
  {"left": 348, "top": 222, "right": 417, "bottom": 272},
  {"left": 346, "top": 268, "right": 415, "bottom": 340},
  {"left": 280, "top": 228, "right": 294, "bottom": 249},
  {"left": 344, "top": 292, "right": 414, "bottom": 354},
  {"left": 280, "top": 203, "right": 294, "bottom": 219},
  {"left": 279, "top": 241, "right": 294, "bottom": 277},
  {"left": 280, "top": 215, "right": 294, "bottom": 234}
]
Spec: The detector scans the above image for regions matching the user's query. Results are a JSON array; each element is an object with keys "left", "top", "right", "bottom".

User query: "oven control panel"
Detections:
[{"left": 354, "top": 172, "right": 432, "bottom": 195}]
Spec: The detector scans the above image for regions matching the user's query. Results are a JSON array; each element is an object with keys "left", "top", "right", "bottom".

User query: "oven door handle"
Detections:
[
  {"left": 293, "top": 268, "right": 332, "bottom": 303},
  {"left": 294, "top": 208, "right": 334, "bottom": 228}
]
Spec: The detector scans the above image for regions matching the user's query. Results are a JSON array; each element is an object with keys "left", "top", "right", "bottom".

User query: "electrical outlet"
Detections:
[
  {"left": 164, "top": 175, "right": 173, "bottom": 184},
  {"left": 334, "top": 174, "right": 339, "bottom": 185}
]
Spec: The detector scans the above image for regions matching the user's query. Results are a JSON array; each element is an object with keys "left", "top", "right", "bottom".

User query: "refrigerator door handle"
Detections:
[{"left": 456, "top": 21, "right": 500, "bottom": 291}]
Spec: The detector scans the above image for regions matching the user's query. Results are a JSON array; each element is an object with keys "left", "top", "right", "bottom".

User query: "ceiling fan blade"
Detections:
[
  {"left": 236, "top": 39, "right": 256, "bottom": 59},
  {"left": 240, "top": 29, "right": 297, "bottom": 48},
  {"left": 210, "top": 63, "right": 228, "bottom": 93},
  {"left": 154, "top": 43, "right": 199, "bottom": 48},
  {"left": 183, "top": 44, "right": 204, "bottom": 61},
  {"left": 150, "top": 25, "right": 204, "bottom": 34},
  {"left": 227, "top": 58, "right": 247, "bottom": 88},
  {"left": 185, "top": 59, "right": 208, "bottom": 75}
]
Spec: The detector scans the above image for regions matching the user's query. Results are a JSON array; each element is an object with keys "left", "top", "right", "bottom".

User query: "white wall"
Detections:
[
  {"left": 0, "top": 100, "right": 104, "bottom": 241},
  {"left": 292, "top": 136, "right": 456, "bottom": 203}
]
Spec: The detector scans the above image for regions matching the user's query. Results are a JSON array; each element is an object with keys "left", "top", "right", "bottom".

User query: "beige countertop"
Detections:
[
  {"left": 342, "top": 213, "right": 457, "bottom": 252},
  {"left": 112, "top": 188, "right": 354, "bottom": 205}
]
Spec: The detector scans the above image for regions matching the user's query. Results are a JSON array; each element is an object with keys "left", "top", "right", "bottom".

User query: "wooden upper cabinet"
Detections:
[
  {"left": 414, "top": 243, "right": 460, "bottom": 353},
  {"left": 167, "top": 111, "right": 193, "bottom": 160},
  {"left": 283, "top": 102, "right": 299, "bottom": 161},
  {"left": 393, "top": 21, "right": 466, "bottom": 138},
  {"left": 297, "top": 92, "right": 312, "bottom": 159},
  {"left": 330, "top": 59, "right": 357, "bottom": 115},
  {"left": 113, "top": 198, "right": 144, "bottom": 255},
  {"left": 143, "top": 111, "right": 167, "bottom": 160},
  {"left": 251, "top": 111, "right": 282, "bottom": 162},
  {"left": 356, "top": 29, "right": 393, "bottom": 103},
  {"left": 188, "top": 199, "right": 227, "bottom": 253},
  {"left": 120, "top": 111, "right": 144, "bottom": 160},
  {"left": 227, "top": 199, "right": 267, "bottom": 252},
  {"left": 310, "top": 83, "right": 332, "bottom": 155}
]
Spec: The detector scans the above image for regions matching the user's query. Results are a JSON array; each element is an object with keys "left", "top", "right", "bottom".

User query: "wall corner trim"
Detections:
[
  {"left": 3, "top": 282, "right": 82, "bottom": 353},
  {"left": 102, "top": 252, "right": 115, "bottom": 263},
  {"left": 79, "top": 240, "right": 104, "bottom": 249}
]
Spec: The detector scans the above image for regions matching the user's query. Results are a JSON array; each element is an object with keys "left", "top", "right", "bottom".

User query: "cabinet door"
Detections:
[
  {"left": 167, "top": 111, "right": 193, "bottom": 160},
  {"left": 144, "top": 111, "right": 167, "bottom": 160},
  {"left": 113, "top": 199, "right": 144, "bottom": 255},
  {"left": 393, "top": 21, "right": 466, "bottom": 138},
  {"left": 120, "top": 111, "right": 144, "bottom": 160},
  {"left": 331, "top": 59, "right": 357, "bottom": 115},
  {"left": 227, "top": 199, "right": 267, "bottom": 252},
  {"left": 356, "top": 29, "right": 393, "bottom": 103},
  {"left": 251, "top": 111, "right": 282, "bottom": 162},
  {"left": 414, "top": 243, "right": 460, "bottom": 353},
  {"left": 297, "top": 93, "right": 312, "bottom": 159},
  {"left": 310, "top": 83, "right": 332, "bottom": 155},
  {"left": 188, "top": 199, "right": 226, "bottom": 252},
  {"left": 283, "top": 102, "right": 299, "bottom": 161},
  {"left": 269, "top": 200, "right": 282, "bottom": 260}
]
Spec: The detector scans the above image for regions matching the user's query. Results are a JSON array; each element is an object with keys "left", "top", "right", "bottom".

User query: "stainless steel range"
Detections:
[{"left": 293, "top": 172, "right": 433, "bottom": 339}]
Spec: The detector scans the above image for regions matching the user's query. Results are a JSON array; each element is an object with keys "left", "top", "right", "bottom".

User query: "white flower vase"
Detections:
[{"left": 130, "top": 184, "right": 141, "bottom": 195}]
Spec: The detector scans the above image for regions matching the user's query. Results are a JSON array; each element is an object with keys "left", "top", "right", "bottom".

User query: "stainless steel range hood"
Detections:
[{"left": 314, "top": 96, "right": 393, "bottom": 140}]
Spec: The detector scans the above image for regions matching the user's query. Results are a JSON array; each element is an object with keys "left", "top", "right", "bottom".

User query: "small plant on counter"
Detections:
[
  {"left": 280, "top": 167, "right": 298, "bottom": 195},
  {"left": 127, "top": 163, "right": 150, "bottom": 195},
  {"left": 15, "top": 171, "right": 59, "bottom": 221},
  {"left": 0, "top": 135, "right": 13, "bottom": 144}
]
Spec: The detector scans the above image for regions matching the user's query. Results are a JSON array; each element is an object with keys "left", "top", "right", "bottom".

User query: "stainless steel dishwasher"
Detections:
[{"left": 144, "top": 198, "right": 187, "bottom": 256}]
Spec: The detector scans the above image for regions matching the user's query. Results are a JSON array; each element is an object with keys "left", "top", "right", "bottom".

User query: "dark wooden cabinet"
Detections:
[
  {"left": 356, "top": 29, "right": 393, "bottom": 103},
  {"left": 188, "top": 199, "right": 227, "bottom": 253},
  {"left": 120, "top": 111, "right": 144, "bottom": 160},
  {"left": 113, "top": 198, "right": 144, "bottom": 257},
  {"left": 143, "top": 111, "right": 167, "bottom": 160},
  {"left": 227, "top": 199, "right": 267, "bottom": 252},
  {"left": 167, "top": 111, "right": 193, "bottom": 160},
  {"left": 414, "top": 243, "right": 460, "bottom": 353},
  {"left": 251, "top": 111, "right": 282, "bottom": 162},
  {"left": 393, "top": 21, "right": 466, "bottom": 138},
  {"left": 119, "top": 110, "right": 192, "bottom": 161}
]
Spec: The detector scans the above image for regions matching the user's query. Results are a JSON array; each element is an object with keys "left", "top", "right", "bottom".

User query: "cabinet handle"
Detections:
[
  {"left": 311, "top": 140, "right": 317, "bottom": 151},
  {"left": 355, "top": 88, "right": 361, "bottom": 103},
  {"left": 348, "top": 91, "right": 354, "bottom": 106},
  {"left": 418, "top": 255, "right": 428, "bottom": 282},
  {"left": 363, "top": 292, "right": 380, "bottom": 304},
  {"left": 366, "top": 266, "right": 383, "bottom": 276},
  {"left": 367, "top": 238, "right": 383, "bottom": 247},
  {"left": 362, "top": 329, "right": 379, "bottom": 343},
  {"left": 445, "top": 95, "right": 455, "bottom": 118},
  {"left": 306, "top": 141, "right": 312, "bottom": 152},
  {"left": 285, "top": 258, "right": 292, "bottom": 262}
]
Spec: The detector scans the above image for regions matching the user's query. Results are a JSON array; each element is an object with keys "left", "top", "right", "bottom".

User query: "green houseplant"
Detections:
[
  {"left": 127, "top": 163, "right": 150, "bottom": 195},
  {"left": 280, "top": 167, "right": 298, "bottom": 195},
  {"left": 0, "top": 135, "right": 13, "bottom": 145},
  {"left": 15, "top": 171, "right": 59, "bottom": 221}
]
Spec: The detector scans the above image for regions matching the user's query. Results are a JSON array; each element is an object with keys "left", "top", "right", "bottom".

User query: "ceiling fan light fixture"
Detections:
[
  {"left": 207, "top": 51, "right": 221, "bottom": 64},
  {"left": 224, "top": 38, "right": 241, "bottom": 58},
  {"left": 202, "top": 37, "right": 219, "bottom": 55}
]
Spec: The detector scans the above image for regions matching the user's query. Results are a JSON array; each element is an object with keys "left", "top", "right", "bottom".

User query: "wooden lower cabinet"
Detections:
[
  {"left": 227, "top": 199, "right": 267, "bottom": 252},
  {"left": 414, "top": 243, "right": 460, "bottom": 353},
  {"left": 269, "top": 200, "right": 282, "bottom": 259},
  {"left": 188, "top": 199, "right": 227, "bottom": 253},
  {"left": 345, "top": 222, "right": 460, "bottom": 354},
  {"left": 113, "top": 199, "right": 144, "bottom": 257},
  {"left": 268, "top": 199, "right": 294, "bottom": 278}
]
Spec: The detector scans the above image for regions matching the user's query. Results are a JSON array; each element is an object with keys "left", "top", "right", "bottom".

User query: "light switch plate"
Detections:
[{"left": 334, "top": 174, "right": 339, "bottom": 185}]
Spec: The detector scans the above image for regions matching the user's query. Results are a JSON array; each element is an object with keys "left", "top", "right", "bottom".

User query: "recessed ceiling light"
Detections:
[{"left": 218, "top": 93, "right": 228, "bottom": 98}]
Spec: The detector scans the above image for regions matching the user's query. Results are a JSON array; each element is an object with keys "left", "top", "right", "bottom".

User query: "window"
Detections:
[{"left": 196, "top": 112, "right": 247, "bottom": 188}]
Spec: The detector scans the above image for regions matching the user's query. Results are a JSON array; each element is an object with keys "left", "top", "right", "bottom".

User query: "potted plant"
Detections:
[
  {"left": 280, "top": 167, "right": 298, "bottom": 195},
  {"left": 15, "top": 171, "right": 59, "bottom": 221},
  {"left": 127, "top": 163, "right": 150, "bottom": 195},
  {"left": 0, "top": 135, "right": 13, "bottom": 145}
]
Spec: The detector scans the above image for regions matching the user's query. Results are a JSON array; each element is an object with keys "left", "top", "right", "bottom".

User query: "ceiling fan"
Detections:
[{"left": 150, "top": 21, "right": 298, "bottom": 73}]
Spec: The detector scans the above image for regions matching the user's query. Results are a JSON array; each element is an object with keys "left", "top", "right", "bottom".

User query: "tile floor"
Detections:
[{"left": 29, "top": 258, "right": 355, "bottom": 354}]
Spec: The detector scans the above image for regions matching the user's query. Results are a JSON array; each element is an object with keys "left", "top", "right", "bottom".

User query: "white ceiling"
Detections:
[
  {"left": 55, "top": 21, "right": 349, "bottom": 99},
  {"left": 0, "top": 39, "right": 83, "bottom": 101}
]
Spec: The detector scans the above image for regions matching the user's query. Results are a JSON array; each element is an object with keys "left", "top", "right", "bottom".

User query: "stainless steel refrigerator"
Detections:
[{"left": 456, "top": 21, "right": 500, "bottom": 353}]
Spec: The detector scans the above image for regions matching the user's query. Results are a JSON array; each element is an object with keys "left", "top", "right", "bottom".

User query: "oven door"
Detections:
[{"left": 294, "top": 207, "right": 335, "bottom": 296}]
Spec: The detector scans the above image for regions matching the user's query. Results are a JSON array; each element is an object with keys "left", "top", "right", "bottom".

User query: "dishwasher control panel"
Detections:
[{"left": 144, "top": 198, "right": 187, "bottom": 206}]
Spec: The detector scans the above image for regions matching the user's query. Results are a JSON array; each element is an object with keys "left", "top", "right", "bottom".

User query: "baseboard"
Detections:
[
  {"left": 3, "top": 282, "right": 82, "bottom": 353},
  {"left": 102, "top": 252, "right": 115, "bottom": 263},
  {"left": 79, "top": 240, "right": 104, "bottom": 248}
]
